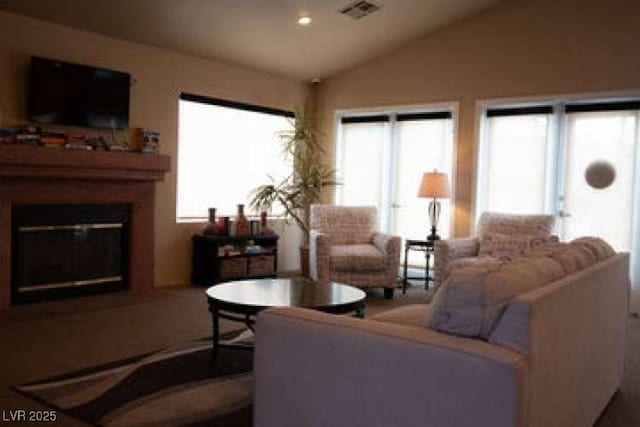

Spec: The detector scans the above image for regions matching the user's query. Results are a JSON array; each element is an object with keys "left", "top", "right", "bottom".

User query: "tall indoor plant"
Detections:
[{"left": 249, "top": 107, "right": 338, "bottom": 276}]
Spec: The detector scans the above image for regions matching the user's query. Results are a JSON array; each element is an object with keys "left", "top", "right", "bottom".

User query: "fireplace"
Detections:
[
  {"left": 0, "top": 144, "right": 170, "bottom": 309},
  {"left": 12, "top": 204, "right": 130, "bottom": 304}
]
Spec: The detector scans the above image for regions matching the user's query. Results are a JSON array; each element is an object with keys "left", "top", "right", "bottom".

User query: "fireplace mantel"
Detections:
[
  {"left": 0, "top": 145, "right": 171, "bottom": 309},
  {"left": 0, "top": 145, "right": 170, "bottom": 181}
]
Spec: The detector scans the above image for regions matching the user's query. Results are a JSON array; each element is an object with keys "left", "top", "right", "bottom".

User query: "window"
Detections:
[
  {"left": 336, "top": 109, "right": 455, "bottom": 253},
  {"left": 336, "top": 116, "right": 389, "bottom": 209},
  {"left": 177, "top": 94, "right": 294, "bottom": 220},
  {"left": 476, "top": 100, "right": 640, "bottom": 249},
  {"left": 562, "top": 107, "right": 637, "bottom": 251},
  {"left": 476, "top": 98, "right": 640, "bottom": 314},
  {"left": 477, "top": 106, "right": 553, "bottom": 214},
  {"left": 392, "top": 113, "right": 454, "bottom": 243}
]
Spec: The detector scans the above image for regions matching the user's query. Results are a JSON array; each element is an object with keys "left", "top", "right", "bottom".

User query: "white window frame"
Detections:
[
  {"left": 474, "top": 104, "right": 557, "bottom": 219},
  {"left": 473, "top": 90, "right": 640, "bottom": 233},
  {"left": 476, "top": 91, "right": 640, "bottom": 315},
  {"left": 334, "top": 102, "right": 458, "bottom": 236}
]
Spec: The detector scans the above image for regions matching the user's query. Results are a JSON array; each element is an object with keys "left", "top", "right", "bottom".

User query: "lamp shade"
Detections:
[{"left": 418, "top": 171, "right": 450, "bottom": 199}]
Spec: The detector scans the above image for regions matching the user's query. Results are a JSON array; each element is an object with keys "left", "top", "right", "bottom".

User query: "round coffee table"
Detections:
[{"left": 206, "top": 278, "right": 366, "bottom": 358}]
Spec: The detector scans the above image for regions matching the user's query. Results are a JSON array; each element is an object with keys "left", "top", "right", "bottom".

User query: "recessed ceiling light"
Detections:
[{"left": 298, "top": 16, "right": 312, "bottom": 26}]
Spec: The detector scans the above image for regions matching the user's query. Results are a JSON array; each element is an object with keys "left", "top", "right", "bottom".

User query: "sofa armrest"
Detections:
[
  {"left": 503, "top": 253, "right": 629, "bottom": 427},
  {"left": 255, "top": 307, "right": 528, "bottom": 427},
  {"left": 433, "top": 237, "right": 480, "bottom": 290},
  {"left": 309, "top": 229, "right": 331, "bottom": 282}
]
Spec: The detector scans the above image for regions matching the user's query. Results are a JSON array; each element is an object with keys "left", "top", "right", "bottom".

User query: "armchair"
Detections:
[
  {"left": 309, "top": 205, "right": 401, "bottom": 299},
  {"left": 433, "top": 211, "right": 555, "bottom": 290}
]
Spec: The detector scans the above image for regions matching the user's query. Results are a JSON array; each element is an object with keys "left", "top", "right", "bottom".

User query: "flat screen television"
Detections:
[{"left": 28, "top": 57, "right": 130, "bottom": 129}]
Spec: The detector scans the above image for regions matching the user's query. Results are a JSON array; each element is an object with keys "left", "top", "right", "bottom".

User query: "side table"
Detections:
[{"left": 402, "top": 239, "right": 434, "bottom": 293}]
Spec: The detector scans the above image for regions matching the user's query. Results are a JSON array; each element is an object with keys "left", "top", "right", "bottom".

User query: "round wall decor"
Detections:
[{"left": 585, "top": 161, "right": 616, "bottom": 189}]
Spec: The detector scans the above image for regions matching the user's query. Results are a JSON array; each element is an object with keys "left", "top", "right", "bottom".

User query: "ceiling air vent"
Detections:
[{"left": 339, "top": 1, "right": 381, "bottom": 20}]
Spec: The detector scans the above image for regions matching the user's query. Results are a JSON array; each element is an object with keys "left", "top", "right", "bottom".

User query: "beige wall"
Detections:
[
  {"left": 0, "top": 11, "right": 308, "bottom": 287},
  {"left": 316, "top": 0, "right": 640, "bottom": 236},
  {"left": 2, "top": 0, "right": 639, "bottom": 287}
]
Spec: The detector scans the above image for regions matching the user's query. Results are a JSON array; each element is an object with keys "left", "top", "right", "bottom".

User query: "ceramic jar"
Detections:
[
  {"left": 202, "top": 208, "right": 220, "bottom": 235},
  {"left": 235, "top": 204, "right": 251, "bottom": 236},
  {"left": 260, "top": 211, "right": 274, "bottom": 235}
]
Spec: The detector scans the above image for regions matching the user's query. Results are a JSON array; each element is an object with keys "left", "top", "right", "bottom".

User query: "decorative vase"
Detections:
[
  {"left": 202, "top": 208, "right": 220, "bottom": 235},
  {"left": 260, "top": 211, "right": 274, "bottom": 235},
  {"left": 235, "top": 204, "right": 251, "bottom": 236},
  {"left": 216, "top": 216, "right": 229, "bottom": 236}
]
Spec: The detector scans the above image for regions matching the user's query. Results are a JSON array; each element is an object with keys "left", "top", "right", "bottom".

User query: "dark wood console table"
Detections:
[{"left": 191, "top": 233, "right": 279, "bottom": 285}]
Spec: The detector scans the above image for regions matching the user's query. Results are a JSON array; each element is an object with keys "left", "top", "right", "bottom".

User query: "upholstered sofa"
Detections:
[
  {"left": 309, "top": 205, "right": 401, "bottom": 298},
  {"left": 254, "top": 238, "right": 629, "bottom": 427},
  {"left": 433, "top": 211, "right": 556, "bottom": 290}
]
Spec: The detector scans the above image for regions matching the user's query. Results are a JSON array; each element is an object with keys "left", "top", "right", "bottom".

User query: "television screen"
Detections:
[{"left": 28, "top": 57, "right": 130, "bottom": 129}]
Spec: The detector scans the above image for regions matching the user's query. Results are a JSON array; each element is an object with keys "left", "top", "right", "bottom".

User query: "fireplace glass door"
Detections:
[{"left": 12, "top": 204, "right": 129, "bottom": 304}]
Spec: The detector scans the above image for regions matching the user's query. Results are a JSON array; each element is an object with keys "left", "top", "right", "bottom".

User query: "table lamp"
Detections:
[{"left": 418, "top": 170, "right": 450, "bottom": 241}]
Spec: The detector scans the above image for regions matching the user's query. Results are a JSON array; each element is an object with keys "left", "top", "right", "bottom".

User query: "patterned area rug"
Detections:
[{"left": 13, "top": 333, "right": 253, "bottom": 427}]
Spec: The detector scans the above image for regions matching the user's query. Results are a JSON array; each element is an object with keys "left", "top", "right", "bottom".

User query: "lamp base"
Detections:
[
  {"left": 427, "top": 226, "right": 440, "bottom": 241},
  {"left": 427, "top": 199, "right": 442, "bottom": 242}
]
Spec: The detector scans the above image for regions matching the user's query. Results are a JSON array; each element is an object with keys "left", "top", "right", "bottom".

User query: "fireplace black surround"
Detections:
[{"left": 11, "top": 204, "right": 130, "bottom": 304}]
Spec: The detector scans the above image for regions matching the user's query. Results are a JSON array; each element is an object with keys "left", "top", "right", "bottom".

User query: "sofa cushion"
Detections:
[
  {"left": 369, "top": 304, "right": 431, "bottom": 328},
  {"left": 330, "top": 244, "right": 385, "bottom": 272},
  {"left": 446, "top": 256, "right": 503, "bottom": 281},
  {"left": 428, "top": 255, "right": 565, "bottom": 339},
  {"left": 570, "top": 236, "right": 616, "bottom": 260},
  {"left": 523, "top": 239, "right": 562, "bottom": 257},
  {"left": 486, "top": 239, "right": 615, "bottom": 354},
  {"left": 524, "top": 237, "right": 613, "bottom": 275},
  {"left": 448, "top": 256, "right": 503, "bottom": 271},
  {"left": 548, "top": 244, "right": 596, "bottom": 275},
  {"left": 427, "top": 236, "right": 615, "bottom": 341},
  {"left": 510, "top": 255, "right": 566, "bottom": 284},
  {"left": 489, "top": 244, "right": 618, "bottom": 355}
]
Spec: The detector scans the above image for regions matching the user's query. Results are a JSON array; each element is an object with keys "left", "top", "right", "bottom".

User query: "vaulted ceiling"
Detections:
[{"left": 0, "top": 0, "right": 501, "bottom": 80}]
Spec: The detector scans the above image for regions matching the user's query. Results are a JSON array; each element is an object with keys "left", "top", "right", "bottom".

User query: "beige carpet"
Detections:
[{"left": 0, "top": 284, "right": 637, "bottom": 426}]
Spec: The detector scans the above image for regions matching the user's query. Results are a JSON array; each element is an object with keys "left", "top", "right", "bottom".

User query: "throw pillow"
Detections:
[{"left": 427, "top": 255, "right": 565, "bottom": 339}]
